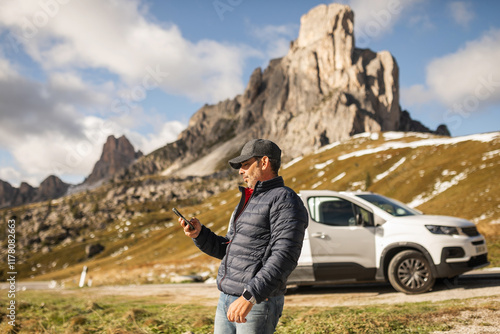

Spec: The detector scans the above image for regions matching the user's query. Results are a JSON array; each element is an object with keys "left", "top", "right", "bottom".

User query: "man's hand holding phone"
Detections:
[{"left": 173, "top": 208, "right": 201, "bottom": 238}]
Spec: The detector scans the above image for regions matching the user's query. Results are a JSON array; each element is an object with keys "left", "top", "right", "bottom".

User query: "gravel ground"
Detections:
[
  {"left": 430, "top": 299, "right": 500, "bottom": 334},
  {"left": 5, "top": 269, "right": 500, "bottom": 333}
]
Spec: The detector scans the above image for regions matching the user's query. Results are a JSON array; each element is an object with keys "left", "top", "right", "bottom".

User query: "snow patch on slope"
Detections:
[
  {"left": 408, "top": 170, "right": 469, "bottom": 208},
  {"left": 374, "top": 157, "right": 407, "bottom": 182},
  {"left": 338, "top": 132, "right": 499, "bottom": 161}
]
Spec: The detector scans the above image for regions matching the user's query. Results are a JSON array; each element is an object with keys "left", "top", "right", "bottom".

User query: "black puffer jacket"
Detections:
[{"left": 194, "top": 176, "right": 308, "bottom": 303}]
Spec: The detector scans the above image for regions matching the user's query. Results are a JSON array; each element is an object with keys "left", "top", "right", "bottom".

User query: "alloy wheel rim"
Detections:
[{"left": 397, "top": 258, "right": 429, "bottom": 289}]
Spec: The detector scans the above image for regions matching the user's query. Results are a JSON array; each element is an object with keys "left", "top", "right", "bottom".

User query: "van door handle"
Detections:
[{"left": 311, "top": 232, "right": 326, "bottom": 239}]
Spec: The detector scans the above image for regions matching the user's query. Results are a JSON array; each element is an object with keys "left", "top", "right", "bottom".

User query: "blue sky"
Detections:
[{"left": 0, "top": 0, "right": 499, "bottom": 187}]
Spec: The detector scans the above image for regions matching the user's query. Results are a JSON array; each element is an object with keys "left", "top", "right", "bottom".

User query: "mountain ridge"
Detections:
[
  {"left": 1, "top": 130, "right": 497, "bottom": 284},
  {"left": 0, "top": 134, "right": 143, "bottom": 208},
  {"left": 0, "top": 175, "right": 69, "bottom": 209},
  {"left": 119, "top": 3, "right": 449, "bottom": 181}
]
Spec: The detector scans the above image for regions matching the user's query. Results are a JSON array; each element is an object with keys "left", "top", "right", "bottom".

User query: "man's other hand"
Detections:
[{"left": 227, "top": 296, "right": 253, "bottom": 323}]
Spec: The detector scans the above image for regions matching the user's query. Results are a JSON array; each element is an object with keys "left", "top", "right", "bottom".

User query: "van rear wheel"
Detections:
[{"left": 388, "top": 250, "right": 435, "bottom": 294}]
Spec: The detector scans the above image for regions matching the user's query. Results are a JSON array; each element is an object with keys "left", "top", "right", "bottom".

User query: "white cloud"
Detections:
[
  {"left": 0, "top": 55, "right": 18, "bottom": 79},
  {"left": 0, "top": 74, "right": 87, "bottom": 146},
  {"left": 12, "top": 133, "right": 95, "bottom": 180},
  {"left": 0, "top": 167, "right": 23, "bottom": 187},
  {"left": 0, "top": 0, "right": 256, "bottom": 104},
  {"left": 47, "top": 71, "right": 112, "bottom": 106},
  {"left": 426, "top": 28, "right": 500, "bottom": 107},
  {"left": 400, "top": 84, "right": 434, "bottom": 106},
  {"left": 0, "top": 46, "right": 186, "bottom": 185},
  {"left": 130, "top": 121, "right": 185, "bottom": 155},
  {"left": 342, "top": 0, "right": 422, "bottom": 46},
  {"left": 0, "top": 51, "right": 117, "bottom": 149},
  {"left": 250, "top": 24, "right": 298, "bottom": 60},
  {"left": 1, "top": 109, "right": 185, "bottom": 186},
  {"left": 401, "top": 28, "right": 500, "bottom": 114},
  {"left": 0, "top": 50, "right": 118, "bottom": 185},
  {"left": 6, "top": 116, "right": 117, "bottom": 185},
  {"left": 448, "top": 1, "right": 475, "bottom": 27}
]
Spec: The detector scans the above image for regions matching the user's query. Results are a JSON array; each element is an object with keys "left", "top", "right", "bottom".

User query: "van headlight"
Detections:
[{"left": 425, "top": 225, "right": 459, "bottom": 236}]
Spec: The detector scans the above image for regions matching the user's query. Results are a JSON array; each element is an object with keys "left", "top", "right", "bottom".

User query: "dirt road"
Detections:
[{"left": 8, "top": 268, "right": 499, "bottom": 307}]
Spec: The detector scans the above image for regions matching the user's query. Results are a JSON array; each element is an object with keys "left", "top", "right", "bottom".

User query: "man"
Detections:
[{"left": 179, "top": 139, "right": 308, "bottom": 333}]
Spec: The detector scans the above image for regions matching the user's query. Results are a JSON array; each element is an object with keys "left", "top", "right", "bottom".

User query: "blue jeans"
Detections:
[{"left": 214, "top": 292, "right": 285, "bottom": 334}]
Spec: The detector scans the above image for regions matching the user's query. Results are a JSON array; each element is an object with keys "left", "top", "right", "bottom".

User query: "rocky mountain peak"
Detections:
[
  {"left": 0, "top": 179, "right": 16, "bottom": 208},
  {"left": 0, "top": 175, "right": 69, "bottom": 209},
  {"left": 104, "top": 3, "right": 449, "bottom": 180},
  {"left": 38, "top": 175, "right": 70, "bottom": 201},
  {"left": 85, "top": 135, "right": 143, "bottom": 185},
  {"left": 295, "top": 3, "right": 353, "bottom": 69}
]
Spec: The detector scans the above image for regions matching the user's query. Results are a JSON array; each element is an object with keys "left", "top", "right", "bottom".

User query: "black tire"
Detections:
[{"left": 388, "top": 250, "right": 435, "bottom": 294}]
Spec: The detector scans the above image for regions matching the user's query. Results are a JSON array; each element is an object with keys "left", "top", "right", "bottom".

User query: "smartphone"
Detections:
[{"left": 172, "top": 208, "right": 195, "bottom": 230}]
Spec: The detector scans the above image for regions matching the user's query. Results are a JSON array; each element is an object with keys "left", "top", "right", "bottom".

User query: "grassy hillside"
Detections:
[{"left": 2, "top": 131, "right": 499, "bottom": 286}]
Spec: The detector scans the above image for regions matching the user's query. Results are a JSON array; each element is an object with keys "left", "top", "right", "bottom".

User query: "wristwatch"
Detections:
[{"left": 242, "top": 289, "right": 256, "bottom": 305}]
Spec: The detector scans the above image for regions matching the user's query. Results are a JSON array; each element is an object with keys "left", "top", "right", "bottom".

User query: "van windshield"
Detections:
[{"left": 356, "top": 194, "right": 420, "bottom": 217}]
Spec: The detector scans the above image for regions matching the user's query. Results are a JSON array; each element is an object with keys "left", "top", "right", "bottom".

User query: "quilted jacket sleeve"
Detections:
[{"left": 193, "top": 224, "right": 230, "bottom": 260}]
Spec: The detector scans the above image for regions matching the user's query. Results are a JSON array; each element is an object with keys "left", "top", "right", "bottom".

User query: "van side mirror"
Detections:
[{"left": 356, "top": 213, "right": 364, "bottom": 226}]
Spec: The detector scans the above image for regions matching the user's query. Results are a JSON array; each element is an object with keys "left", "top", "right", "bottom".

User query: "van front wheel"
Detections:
[{"left": 388, "top": 250, "right": 435, "bottom": 294}]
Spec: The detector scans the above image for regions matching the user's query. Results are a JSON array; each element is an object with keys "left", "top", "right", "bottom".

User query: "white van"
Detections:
[{"left": 288, "top": 191, "right": 490, "bottom": 294}]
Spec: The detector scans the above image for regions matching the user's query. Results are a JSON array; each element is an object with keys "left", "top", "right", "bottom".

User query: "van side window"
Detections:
[{"left": 307, "top": 197, "right": 374, "bottom": 226}]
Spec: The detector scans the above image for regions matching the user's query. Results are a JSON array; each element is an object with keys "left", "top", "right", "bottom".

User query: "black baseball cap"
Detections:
[{"left": 228, "top": 139, "right": 281, "bottom": 169}]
